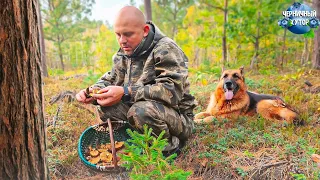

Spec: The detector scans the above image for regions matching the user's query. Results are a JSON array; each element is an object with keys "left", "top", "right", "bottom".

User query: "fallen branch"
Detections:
[
  {"left": 53, "top": 106, "right": 61, "bottom": 128},
  {"left": 49, "top": 91, "right": 76, "bottom": 105},
  {"left": 249, "top": 161, "right": 289, "bottom": 179},
  {"left": 261, "top": 161, "right": 288, "bottom": 169},
  {"left": 59, "top": 74, "right": 87, "bottom": 80}
]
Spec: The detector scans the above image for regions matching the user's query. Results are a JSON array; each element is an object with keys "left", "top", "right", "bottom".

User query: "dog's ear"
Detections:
[{"left": 239, "top": 66, "right": 244, "bottom": 75}]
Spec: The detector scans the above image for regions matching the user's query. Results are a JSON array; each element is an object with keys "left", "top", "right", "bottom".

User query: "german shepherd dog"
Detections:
[{"left": 194, "top": 67, "right": 300, "bottom": 124}]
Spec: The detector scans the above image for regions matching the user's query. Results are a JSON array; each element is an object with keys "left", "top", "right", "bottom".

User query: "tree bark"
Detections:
[
  {"left": 0, "top": 0, "right": 48, "bottom": 179},
  {"left": 38, "top": 1, "right": 48, "bottom": 77},
  {"left": 222, "top": 0, "right": 228, "bottom": 66},
  {"left": 144, "top": 0, "right": 152, "bottom": 21},
  {"left": 57, "top": 41, "right": 65, "bottom": 71},
  {"left": 250, "top": 11, "right": 261, "bottom": 69},
  {"left": 301, "top": 37, "right": 308, "bottom": 65},
  {"left": 312, "top": 0, "right": 320, "bottom": 69},
  {"left": 194, "top": 47, "right": 200, "bottom": 67},
  {"left": 281, "top": 29, "right": 287, "bottom": 68},
  {"left": 172, "top": 5, "right": 178, "bottom": 39}
]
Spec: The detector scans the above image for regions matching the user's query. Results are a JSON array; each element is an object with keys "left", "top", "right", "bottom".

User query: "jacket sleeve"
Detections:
[
  {"left": 93, "top": 54, "right": 121, "bottom": 89},
  {"left": 132, "top": 42, "right": 188, "bottom": 107}
]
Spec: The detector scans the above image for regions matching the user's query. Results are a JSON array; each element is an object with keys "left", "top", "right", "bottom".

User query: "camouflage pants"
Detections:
[{"left": 97, "top": 101, "right": 194, "bottom": 151}]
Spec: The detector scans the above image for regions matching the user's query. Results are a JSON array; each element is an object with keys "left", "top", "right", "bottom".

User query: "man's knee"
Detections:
[
  {"left": 98, "top": 102, "right": 130, "bottom": 121},
  {"left": 127, "top": 101, "right": 162, "bottom": 129},
  {"left": 127, "top": 101, "right": 187, "bottom": 138}
]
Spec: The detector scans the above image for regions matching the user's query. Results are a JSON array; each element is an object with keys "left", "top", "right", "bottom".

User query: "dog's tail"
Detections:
[{"left": 256, "top": 98, "right": 302, "bottom": 124}]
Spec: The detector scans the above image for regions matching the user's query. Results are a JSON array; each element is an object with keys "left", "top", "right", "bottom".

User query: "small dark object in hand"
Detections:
[
  {"left": 85, "top": 87, "right": 101, "bottom": 98},
  {"left": 85, "top": 87, "right": 92, "bottom": 98}
]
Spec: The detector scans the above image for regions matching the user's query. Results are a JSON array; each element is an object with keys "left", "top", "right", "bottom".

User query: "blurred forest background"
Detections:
[{"left": 40, "top": 0, "right": 319, "bottom": 78}]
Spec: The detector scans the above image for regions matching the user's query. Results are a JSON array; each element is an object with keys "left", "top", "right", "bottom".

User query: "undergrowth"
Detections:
[{"left": 120, "top": 125, "right": 192, "bottom": 180}]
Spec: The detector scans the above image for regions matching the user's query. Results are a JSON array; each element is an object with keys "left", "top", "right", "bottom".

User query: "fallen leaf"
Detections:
[
  {"left": 201, "top": 158, "right": 208, "bottom": 167},
  {"left": 311, "top": 154, "right": 320, "bottom": 163}
]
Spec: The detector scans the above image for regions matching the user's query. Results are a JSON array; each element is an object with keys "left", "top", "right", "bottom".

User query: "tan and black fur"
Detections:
[{"left": 195, "top": 67, "right": 300, "bottom": 124}]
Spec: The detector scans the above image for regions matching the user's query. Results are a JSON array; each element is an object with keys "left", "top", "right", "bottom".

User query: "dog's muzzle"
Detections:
[{"left": 223, "top": 80, "right": 239, "bottom": 100}]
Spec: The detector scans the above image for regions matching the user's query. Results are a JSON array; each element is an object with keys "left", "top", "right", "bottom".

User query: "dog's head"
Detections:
[{"left": 219, "top": 66, "right": 246, "bottom": 100}]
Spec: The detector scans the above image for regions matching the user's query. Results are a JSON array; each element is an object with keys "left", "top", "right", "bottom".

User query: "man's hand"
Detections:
[
  {"left": 92, "top": 86, "right": 125, "bottom": 106},
  {"left": 75, "top": 88, "right": 95, "bottom": 104}
]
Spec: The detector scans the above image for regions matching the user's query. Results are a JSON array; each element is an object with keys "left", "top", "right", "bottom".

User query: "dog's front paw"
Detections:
[
  {"left": 194, "top": 118, "right": 204, "bottom": 123},
  {"left": 194, "top": 116, "right": 216, "bottom": 124},
  {"left": 194, "top": 112, "right": 211, "bottom": 119}
]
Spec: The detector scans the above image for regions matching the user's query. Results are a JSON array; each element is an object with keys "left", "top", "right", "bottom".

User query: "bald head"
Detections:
[
  {"left": 114, "top": 6, "right": 146, "bottom": 28},
  {"left": 113, "top": 6, "right": 150, "bottom": 55}
]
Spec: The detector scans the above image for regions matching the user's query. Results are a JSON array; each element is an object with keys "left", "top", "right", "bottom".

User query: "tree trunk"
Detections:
[
  {"left": 235, "top": 43, "right": 241, "bottom": 62},
  {"left": 172, "top": 6, "right": 178, "bottom": 39},
  {"left": 38, "top": 1, "right": 48, "bottom": 77},
  {"left": 305, "top": 38, "right": 312, "bottom": 64},
  {"left": 194, "top": 47, "right": 200, "bottom": 67},
  {"left": 281, "top": 29, "right": 287, "bottom": 68},
  {"left": 222, "top": 0, "right": 228, "bottom": 66},
  {"left": 250, "top": 11, "right": 261, "bottom": 69},
  {"left": 274, "top": 39, "right": 278, "bottom": 66},
  {"left": 57, "top": 41, "right": 65, "bottom": 70},
  {"left": 144, "top": 0, "right": 152, "bottom": 21},
  {"left": 312, "top": 0, "right": 320, "bottom": 69},
  {"left": 0, "top": 0, "right": 48, "bottom": 179},
  {"left": 250, "top": 37, "right": 260, "bottom": 69},
  {"left": 301, "top": 37, "right": 308, "bottom": 65}
]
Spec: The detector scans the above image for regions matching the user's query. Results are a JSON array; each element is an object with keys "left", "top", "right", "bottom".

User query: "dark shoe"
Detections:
[
  {"left": 162, "top": 140, "right": 185, "bottom": 158},
  {"left": 162, "top": 147, "right": 181, "bottom": 158}
]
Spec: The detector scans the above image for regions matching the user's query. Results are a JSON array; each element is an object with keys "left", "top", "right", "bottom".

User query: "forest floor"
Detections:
[{"left": 44, "top": 68, "right": 320, "bottom": 180}]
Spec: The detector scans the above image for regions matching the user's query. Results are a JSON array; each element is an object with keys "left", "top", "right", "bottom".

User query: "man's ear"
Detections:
[
  {"left": 143, "top": 24, "right": 150, "bottom": 37},
  {"left": 239, "top": 66, "right": 244, "bottom": 75}
]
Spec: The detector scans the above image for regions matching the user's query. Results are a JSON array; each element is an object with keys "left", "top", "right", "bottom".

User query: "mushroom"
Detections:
[
  {"left": 100, "top": 151, "right": 113, "bottom": 163},
  {"left": 88, "top": 156, "right": 100, "bottom": 164}
]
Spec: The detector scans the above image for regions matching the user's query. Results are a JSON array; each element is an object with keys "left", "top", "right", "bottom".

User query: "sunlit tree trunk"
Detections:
[
  {"left": 172, "top": 4, "right": 178, "bottom": 39},
  {"left": 144, "top": 0, "right": 152, "bottom": 21},
  {"left": 222, "top": 0, "right": 228, "bottom": 66},
  {"left": 281, "top": 29, "right": 287, "bottom": 68},
  {"left": 0, "top": 0, "right": 48, "bottom": 179},
  {"left": 250, "top": 11, "right": 261, "bottom": 69},
  {"left": 38, "top": 1, "right": 48, "bottom": 77},
  {"left": 194, "top": 47, "right": 200, "bottom": 67},
  {"left": 301, "top": 37, "right": 308, "bottom": 65},
  {"left": 312, "top": 0, "right": 320, "bottom": 69},
  {"left": 57, "top": 41, "right": 65, "bottom": 70},
  {"left": 203, "top": 0, "right": 229, "bottom": 66}
]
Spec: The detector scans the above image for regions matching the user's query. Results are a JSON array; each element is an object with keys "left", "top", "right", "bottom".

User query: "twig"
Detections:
[
  {"left": 261, "top": 161, "right": 288, "bottom": 169},
  {"left": 59, "top": 74, "right": 87, "bottom": 80},
  {"left": 49, "top": 90, "right": 76, "bottom": 105},
  {"left": 53, "top": 106, "right": 61, "bottom": 128},
  {"left": 249, "top": 161, "right": 289, "bottom": 179}
]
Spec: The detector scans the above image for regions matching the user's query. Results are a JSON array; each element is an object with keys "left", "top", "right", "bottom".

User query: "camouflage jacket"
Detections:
[{"left": 93, "top": 22, "right": 196, "bottom": 113}]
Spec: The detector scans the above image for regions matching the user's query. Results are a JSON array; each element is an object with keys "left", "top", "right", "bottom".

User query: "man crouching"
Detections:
[{"left": 76, "top": 6, "right": 196, "bottom": 156}]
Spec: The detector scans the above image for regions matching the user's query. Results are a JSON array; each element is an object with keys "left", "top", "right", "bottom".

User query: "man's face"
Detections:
[{"left": 114, "top": 21, "right": 149, "bottom": 55}]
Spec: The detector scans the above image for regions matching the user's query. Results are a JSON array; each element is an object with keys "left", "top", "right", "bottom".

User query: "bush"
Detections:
[{"left": 120, "top": 125, "right": 192, "bottom": 180}]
